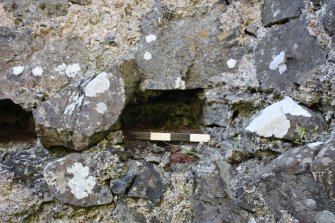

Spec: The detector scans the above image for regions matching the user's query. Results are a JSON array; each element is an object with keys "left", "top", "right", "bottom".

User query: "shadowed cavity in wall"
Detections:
[
  {"left": 121, "top": 89, "right": 204, "bottom": 131},
  {"left": 0, "top": 99, "right": 37, "bottom": 143}
]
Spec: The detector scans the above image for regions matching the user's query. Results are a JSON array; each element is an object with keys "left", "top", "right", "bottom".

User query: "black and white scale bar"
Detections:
[{"left": 131, "top": 132, "right": 210, "bottom": 143}]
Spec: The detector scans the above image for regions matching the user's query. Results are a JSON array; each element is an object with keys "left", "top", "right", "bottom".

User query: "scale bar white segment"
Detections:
[
  {"left": 150, "top": 133, "right": 171, "bottom": 141},
  {"left": 190, "top": 134, "right": 210, "bottom": 142}
]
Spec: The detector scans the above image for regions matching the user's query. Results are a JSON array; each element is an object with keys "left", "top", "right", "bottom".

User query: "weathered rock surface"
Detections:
[
  {"left": 255, "top": 19, "right": 327, "bottom": 92},
  {"left": 1, "top": 0, "right": 335, "bottom": 222},
  {"left": 135, "top": 3, "right": 246, "bottom": 90},
  {"left": 262, "top": 0, "right": 304, "bottom": 26},
  {"left": 33, "top": 70, "right": 126, "bottom": 150},
  {"left": 192, "top": 160, "right": 227, "bottom": 202},
  {"left": 311, "top": 137, "right": 335, "bottom": 203},
  {"left": 254, "top": 142, "right": 335, "bottom": 222},
  {"left": 44, "top": 151, "right": 121, "bottom": 207},
  {"left": 127, "top": 161, "right": 164, "bottom": 202},
  {"left": 246, "top": 97, "right": 325, "bottom": 140}
]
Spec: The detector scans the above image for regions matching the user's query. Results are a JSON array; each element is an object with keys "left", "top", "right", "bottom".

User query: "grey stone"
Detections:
[
  {"left": 322, "top": 1, "right": 335, "bottom": 36},
  {"left": 202, "top": 104, "right": 230, "bottom": 127},
  {"left": 127, "top": 161, "right": 164, "bottom": 202},
  {"left": 110, "top": 160, "right": 137, "bottom": 197},
  {"left": 256, "top": 173, "right": 335, "bottom": 222},
  {"left": 311, "top": 138, "right": 335, "bottom": 203},
  {"left": 316, "top": 210, "right": 335, "bottom": 223},
  {"left": 136, "top": 5, "right": 245, "bottom": 90},
  {"left": 255, "top": 143, "right": 322, "bottom": 179},
  {"left": 33, "top": 68, "right": 127, "bottom": 151},
  {"left": 192, "top": 160, "right": 227, "bottom": 202},
  {"left": 192, "top": 200, "right": 248, "bottom": 223},
  {"left": 113, "top": 204, "right": 147, "bottom": 223},
  {"left": 245, "top": 97, "right": 326, "bottom": 141},
  {"left": 254, "top": 142, "right": 335, "bottom": 222},
  {"left": 262, "top": 0, "right": 304, "bottom": 27},
  {"left": 43, "top": 151, "right": 119, "bottom": 207},
  {"left": 255, "top": 19, "right": 327, "bottom": 92}
]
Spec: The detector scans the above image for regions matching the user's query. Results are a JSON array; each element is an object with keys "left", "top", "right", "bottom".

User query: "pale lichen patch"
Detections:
[
  {"left": 227, "top": 58, "right": 237, "bottom": 69},
  {"left": 66, "top": 162, "right": 96, "bottom": 200},
  {"left": 12, "top": 66, "right": 24, "bottom": 75},
  {"left": 32, "top": 66, "right": 44, "bottom": 76},
  {"left": 96, "top": 102, "right": 108, "bottom": 114},
  {"left": 146, "top": 34, "right": 157, "bottom": 43},
  {"left": 144, "top": 51, "right": 153, "bottom": 60},
  {"left": 84, "top": 72, "right": 110, "bottom": 97}
]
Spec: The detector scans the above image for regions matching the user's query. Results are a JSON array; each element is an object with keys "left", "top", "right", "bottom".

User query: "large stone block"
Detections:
[
  {"left": 33, "top": 69, "right": 126, "bottom": 150},
  {"left": 255, "top": 20, "right": 327, "bottom": 92}
]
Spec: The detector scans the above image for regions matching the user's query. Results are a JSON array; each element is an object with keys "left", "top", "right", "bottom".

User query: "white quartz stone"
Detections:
[{"left": 246, "top": 97, "right": 311, "bottom": 138}]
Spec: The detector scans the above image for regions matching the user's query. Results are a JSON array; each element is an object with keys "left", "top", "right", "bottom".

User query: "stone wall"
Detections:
[{"left": 1, "top": 0, "right": 335, "bottom": 222}]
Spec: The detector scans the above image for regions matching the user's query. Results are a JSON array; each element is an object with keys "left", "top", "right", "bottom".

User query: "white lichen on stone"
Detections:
[
  {"left": 246, "top": 97, "right": 311, "bottom": 138},
  {"left": 145, "top": 34, "right": 157, "bottom": 43},
  {"left": 96, "top": 102, "right": 107, "bottom": 114},
  {"left": 307, "top": 142, "right": 323, "bottom": 148},
  {"left": 55, "top": 63, "right": 81, "bottom": 78},
  {"left": 65, "top": 63, "right": 81, "bottom": 78},
  {"left": 64, "top": 94, "right": 84, "bottom": 115},
  {"left": 66, "top": 162, "right": 96, "bottom": 200},
  {"left": 144, "top": 51, "right": 153, "bottom": 60},
  {"left": 32, "top": 66, "right": 44, "bottom": 76},
  {"left": 174, "top": 77, "right": 186, "bottom": 89},
  {"left": 43, "top": 163, "right": 67, "bottom": 194},
  {"left": 12, "top": 66, "right": 24, "bottom": 75},
  {"left": 227, "top": 58, "right": 237, "bottom": 69},
  {"left": 269, "top": 51, "right": 287, "bottom": 74},
  {"left": 84, "top": 72, "right": 110, "bottom": 97}
]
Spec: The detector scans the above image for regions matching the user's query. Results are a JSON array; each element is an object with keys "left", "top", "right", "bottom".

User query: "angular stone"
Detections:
[
  {"left": 262, "top": 0, "right": 304, "bottom": 27},
  {"left": 110, "top": 160, "right": 137, "bottom": 197},
  {"left": 255, "top": 143, "right": 323, "bottom": 179},
  {"left": 311, "top": 138, "right": 335, "bottom": 203},
  {"left": 43, "top": 151, "right": 119, "bottom": 207},
  {"left": 135, "top": 5, "right": 245, "bottom": 90},
  {"left": 255, "top": 19, "right": 327, "bottom": 92},
  {"left": 256, "top": 173, "right": 335, "bottom": 223},
  {"left": 127, "top": 161, "right": 164, "bottom": 202},
  {"left": 224, "top": 149, "right": 252, "bottom": 164},
  {"left": 192, "top": 200, "right": 248, "bottom": 223},
  {"left": 192, "top": 160, "right": 226, "bottom": 202},
  {"left": 33, "top": 70, "right": 126, "bottom": 151},
  {"left": 245, "top": 97, "right": 326, "bottom": 141}
]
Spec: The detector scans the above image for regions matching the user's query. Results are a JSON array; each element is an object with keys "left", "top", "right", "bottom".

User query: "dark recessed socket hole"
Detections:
[
  {"left": 121, "top": 89, "right": 204, "bottom": 131},
  {"left": 0, "top": 99, "right": 37, "bottom": 143}
]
